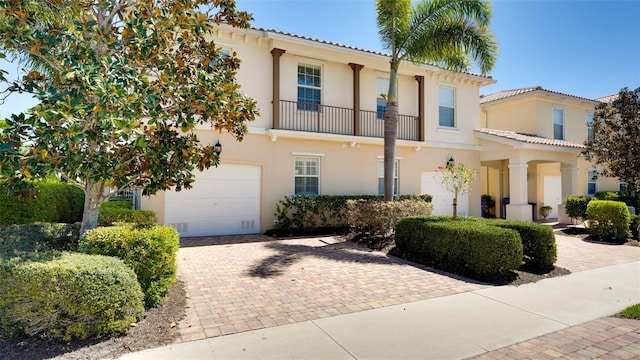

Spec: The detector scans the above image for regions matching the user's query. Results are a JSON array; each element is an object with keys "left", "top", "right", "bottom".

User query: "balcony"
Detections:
[{"left": 277, "top": 100, "right": 420, "bottom": 141}]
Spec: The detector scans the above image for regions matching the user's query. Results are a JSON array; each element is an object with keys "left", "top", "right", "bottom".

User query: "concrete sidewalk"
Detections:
[{"left": 120, "top": 261, "right": 640, "bottom": 360}]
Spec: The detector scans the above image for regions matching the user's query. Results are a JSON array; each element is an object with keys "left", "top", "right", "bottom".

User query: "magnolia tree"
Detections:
[
  {"left": 0, "top": 0, "right": 258, "bottom": 235},
  {"left": 435, "top": 162, "right": 478, "bottom": 220}
]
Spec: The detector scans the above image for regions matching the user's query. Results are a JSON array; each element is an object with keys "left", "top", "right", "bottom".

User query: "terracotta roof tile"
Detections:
[
  {"left": 257, "top": 28, "right": 491, "bottom": 79},
  {"left": 480, "top": 86, "right": 597, "bottom": 104},
  {"left": 595, "top": 93, "right": 618, "bottom": 103},
  {"left": 475, "top": 128, "right": 585, "bottom": 149}
]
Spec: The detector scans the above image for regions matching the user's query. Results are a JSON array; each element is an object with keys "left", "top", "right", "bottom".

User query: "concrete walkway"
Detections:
[
  {"left": 121, "top": 261, "right": 639, "bottom": 359},
  {"left": 120, "top": 250, "right": 640, "bottom": 359}
]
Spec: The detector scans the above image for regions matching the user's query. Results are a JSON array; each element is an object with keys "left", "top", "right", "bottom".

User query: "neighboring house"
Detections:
[
  {"left": 141, "top": 25, "right": 495, "bottom": 237},
  {"left": 477, "top": 86, "right": 621, "bottom": 223}
]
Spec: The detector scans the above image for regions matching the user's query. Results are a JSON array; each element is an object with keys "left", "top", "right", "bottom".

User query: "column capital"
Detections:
[
  {"left": 271, "top": 48, "right": 286, "bottom": 57},
  {"left": 508, "top": 162, "right": 528, "bottom": 169},
  {"left": 348, "top": 62, "right": 364, "bottom": 71}
]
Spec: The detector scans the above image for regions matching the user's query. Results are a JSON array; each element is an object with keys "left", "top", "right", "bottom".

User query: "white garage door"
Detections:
[
  {"left": 165, "top": 164, "right": 261, "bottom": 237},
  {"left": 421, "top": 171, "right": 469, "bottom": 217}
]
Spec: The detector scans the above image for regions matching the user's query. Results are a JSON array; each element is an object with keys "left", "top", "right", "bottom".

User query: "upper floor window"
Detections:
[
  {"left": 439, "top": 87, "right": 455, "bottom": 127},
  {"left": 587, "top": 170, "right": 598, "bottom": 196},
  {"left": 297, "top": 64, "right": 321, "bottom": 111},
  {"left": 377, "top": 78, "right": 389, "bottom": 120},
  {"left": 553, "top": 107, "right": 565, "bottom": 140},
  {"left": 378, "top": 160, "right": 398, "bottom": 196},
  {"left": 586, "top": 112, "right": 594, "bottom": 140},
  {"left": 294, "top": 156, "right": 320, "bottom": 195}
]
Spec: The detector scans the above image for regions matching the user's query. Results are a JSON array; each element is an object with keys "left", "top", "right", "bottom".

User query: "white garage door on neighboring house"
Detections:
[
  {"left": 421, "top": 171, "right": 469, "bottom": 217},
  {"left": 165, "top": 164, "right": 261, "bottom": 237}
]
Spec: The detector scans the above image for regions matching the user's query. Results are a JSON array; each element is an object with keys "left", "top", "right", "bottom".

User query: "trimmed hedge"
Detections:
[
  {"left": 631, "top": 215, "right": 640, "bottom": 240},
  {"left": 79, "top": 225, "right": 179, "bottom": 307},
  {"left": 0, "top": 252, "right": 144, "bottom": 341},
  {"left": 98, "top": 200, "right": 157, "bottom": 226},
  {"left": 565, "top": 196, "right": 591, "bottom": 222},
  {"left": 490, "top": 220, "right": 557, "bottom": 271},
  {"left": 586, "top": 200, "right": 631, "bottom": 242},
  {"left": 0, "top": 181, "right": 84, "bottom": 225},
  {"left": 0, "top": 223, "right": 81, "bottom": 258},
  {"left": 346, "top": 199, "right": 433, "bottom": 237},
  {"left": 395, "top": 217, "right": 523, "bottom": 279},
  {"left": 273, "top": 194, "right": 432, "bottom": 234}
]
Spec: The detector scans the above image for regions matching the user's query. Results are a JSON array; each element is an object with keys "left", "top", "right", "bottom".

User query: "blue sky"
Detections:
[
  {"left": 1, "top": 0, "right": 638, "bottom": 117},
  {"left": 234, "top": 0, "right": 639, "bottom": 98}
]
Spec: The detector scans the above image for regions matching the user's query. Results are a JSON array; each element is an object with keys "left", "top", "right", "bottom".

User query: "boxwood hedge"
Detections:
[
  {"left": 0, "top": 252, "right": 144, "bottom": 341},
  {"left": 490, "top": 220, "right": 557, "bottom": 271},
  {"left": 586, "top": 200, "right": 631, "bottom": 242},
  {"left": 79, "top": 225, "right": 179, "bottom": 307},
  {"left": 0, "top": 181, "right": 84, "bottom": 225},
  {"left": 395, "top": 217, "right": 523, "bottom": 280}
]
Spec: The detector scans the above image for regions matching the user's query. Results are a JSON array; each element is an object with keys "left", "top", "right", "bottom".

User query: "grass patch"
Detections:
[{"left": 619, "top": 303, "right": 640, "bottom": 319}]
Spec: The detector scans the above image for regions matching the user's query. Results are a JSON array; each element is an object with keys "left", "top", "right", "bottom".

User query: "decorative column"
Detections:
[
  {"left": 271, "top": 48, "right": 286, "bottom": 129},
  {"left": 414, "top": 75, "right": 425, "bottom": 142},
  {"left": 558, "top": 165, "right": 578, "bottom": 224},
  {"left": 349, "top": 63, "right": 364, "bottom": 136},
  {"left": 506, "top": 162, "right": 532, "bottom": 221}
]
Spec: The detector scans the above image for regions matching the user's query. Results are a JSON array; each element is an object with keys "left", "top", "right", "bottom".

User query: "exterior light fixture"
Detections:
[
  {"left": 446, "top": 156, "right": 455, "bottom": 168},
  {"left": 214, "top": 140, "right": 222, "bottom": 154}
]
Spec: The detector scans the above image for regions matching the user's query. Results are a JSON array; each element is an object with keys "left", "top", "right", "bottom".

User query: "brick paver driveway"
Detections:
[
  {"left": 176, "top": 235, "right": 486, "bottom": 342},
  {"left": 175, "top": 230, "right": 640, "bottom": 344}
]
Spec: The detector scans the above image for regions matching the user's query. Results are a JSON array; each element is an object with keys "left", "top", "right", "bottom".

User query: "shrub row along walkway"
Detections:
[{"left": 124, "top": 230, "right": 640, "bottom": 359}]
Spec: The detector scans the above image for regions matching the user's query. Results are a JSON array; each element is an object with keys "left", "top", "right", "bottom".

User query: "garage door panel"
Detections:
[
  {"left": 421, "top": 171, "right": 469, "bottom": 216},
  {"left": 165, "top": 165, "right": 261, "bottom": 237}
]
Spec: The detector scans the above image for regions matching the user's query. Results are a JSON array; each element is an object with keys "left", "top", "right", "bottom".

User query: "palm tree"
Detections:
[{"left": 376, "top": 0, "right": 497, "bottom": 201}]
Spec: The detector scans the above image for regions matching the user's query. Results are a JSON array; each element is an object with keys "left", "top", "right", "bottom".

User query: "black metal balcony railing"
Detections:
[{"left": 278, "top": 100, "right": 419, "bottom": 141}]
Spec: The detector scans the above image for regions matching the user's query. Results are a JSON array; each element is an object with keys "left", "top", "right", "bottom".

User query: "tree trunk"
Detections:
[
  {"left": 79, "top": 180, "right": 107, "bottom": 237},
  {"left": 383, "top": 64, "right": 399, "bottom": 202},
  {"left": 452, "top": 193, "right": 458, "bottom": 220}
]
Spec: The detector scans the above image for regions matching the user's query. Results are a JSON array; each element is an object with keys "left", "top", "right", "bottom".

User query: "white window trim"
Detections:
[
  {"left": 294, "top": 156, "right": 320, "bottom": 195},
  {"left": 438, "top": 86, "right": 456, "bottom": 128},
  {"left": 297, "top": 63, "right": 323, "bottom": 110},
  {"left": 586, "top": 112, "right": 594, "bottom": 139},
  {"left": 553, "top": 107, "right": 565, "bottom": 140},
  {"left": 587, "top": 169, "right": 598, "bottom": 196},
  {"left": 378, "top": 160, "right": 399, "bottom": 196}
]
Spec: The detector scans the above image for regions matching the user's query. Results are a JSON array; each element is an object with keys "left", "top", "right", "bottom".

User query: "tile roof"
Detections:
[
  {"left": 257, "top": 28, "right": 492, "bottom": 79},
  {"left": 480, "top": 86, "right": 597, "bottom": 104},
  {"left": 475, "top": 128, "right": 586, "bottom": 149},
  {"left": 595, "top": 93, "right": 618, "bottom": 103}
]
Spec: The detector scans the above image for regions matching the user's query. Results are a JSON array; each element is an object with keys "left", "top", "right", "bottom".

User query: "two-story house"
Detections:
[
  {"left": 477, "top": 87, "right": 620, "bottom": 222},
  {"left": 141, "top": 26, "right": 495, "bottom": 237}
]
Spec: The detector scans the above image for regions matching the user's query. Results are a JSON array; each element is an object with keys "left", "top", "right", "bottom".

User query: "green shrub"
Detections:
[
  {"left": 98, "top": 201, "right": 157, "bottom": 226},
  {"left": 395, "top": 217, "right": 523, "bottom": 280},
  {"left": 490, "top": 220, "right": 557, "bottom": 271},
  {"left": 0, "top": 180, "right": 84, "bottom": 225},
  {"left": 347, "top": 199, "right": 433, "bottom": 237},
  {"left": 594, "top": 190, "right": 628, "bottom": 202},
  {"left": 630, "top": 214, "right": 639, "bottom": 240},
  {"left": 565, "top": 196, "right": 591, "bottom": 222},
  {"left": 0, "top": 252, "right": 144, "bottom": 341},
  {"left": 79, "top": 225, "right": 179, "bottom": 307},
  {"left": 586, "top": 200, "right": 631, "bottom": 242},
  {"left": 0, "top": 223, "right": 81, "bottom": 258},
  {"left": 274, "top": 194, "right": 432, "bottom": 234}
]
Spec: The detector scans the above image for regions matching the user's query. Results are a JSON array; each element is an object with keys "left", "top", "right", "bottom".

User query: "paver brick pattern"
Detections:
[
  {"left": 471, "top": 317, "right": 640, "bottom": 360},
  {"left": 175, "top": 231, "right": 640, "bottom": 346},
  {"left": 176, "top": 235, "right": 487, "bottom": 342}
]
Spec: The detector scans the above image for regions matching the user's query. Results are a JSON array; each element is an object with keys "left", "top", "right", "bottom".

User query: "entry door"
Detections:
[{"left": 543, "top": 176, "right": 562, "bottom": 219}]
